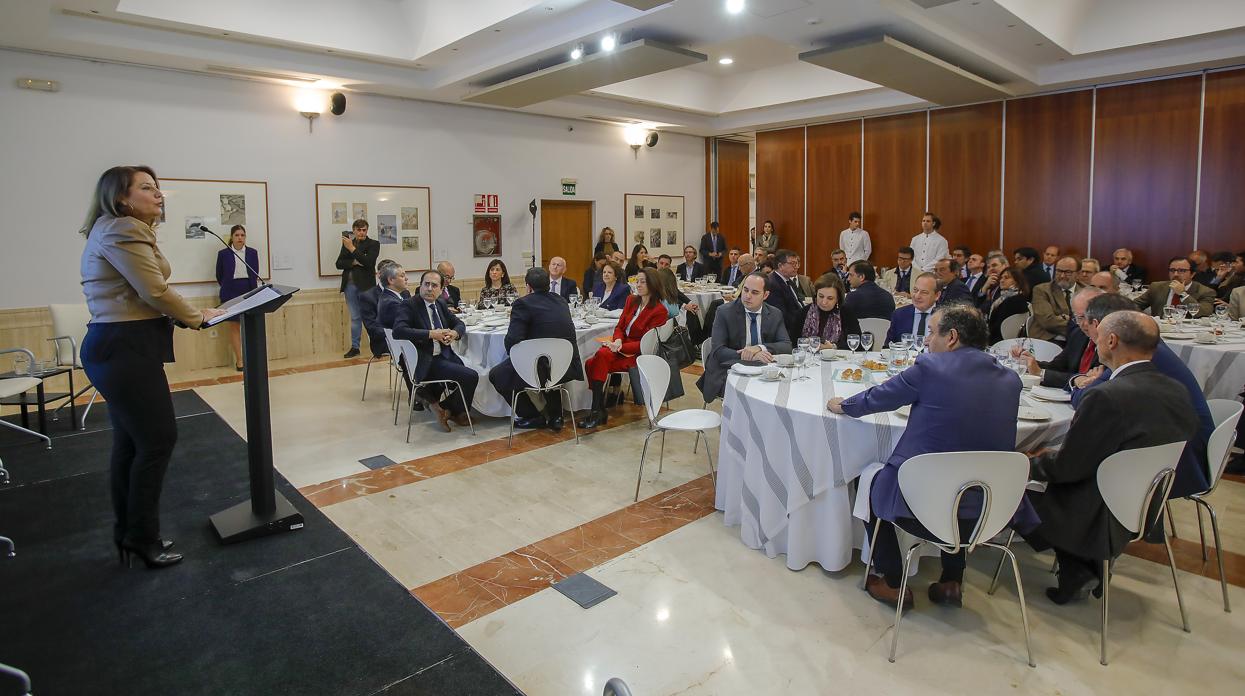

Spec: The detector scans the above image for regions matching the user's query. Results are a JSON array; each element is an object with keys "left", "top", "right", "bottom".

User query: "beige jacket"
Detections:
[
  {"left": 1135, "top": 280, "right": 1216, "bottom": 319},
  {"left": 1228, "top": 286, "right": 1245, "bottom": 321},
  {"left": 81, "top": 216, "right": 202, "bottom": 327},
  {"left": 1029, "top": 281, "right": 1081, "bottom": 341}
]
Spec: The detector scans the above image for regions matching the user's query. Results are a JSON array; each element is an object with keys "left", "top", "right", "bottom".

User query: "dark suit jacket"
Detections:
[
  {"left": 1036, "top": 363, "right": 1199, "bottom": 560},
  {"left": 1037, "top": 325, "right": 1098, "bottom": 388},
  {"left": 442, "top": 284, "right": 461, "bottom": 309},
  {"left": 215, "top": 247, "right": 261, "bottom": 302},
  {"left": 985, "top": 293, "right": 1030, "bottom": 344},
  {"left": 377, "top": 289, "right": 407, "bottom": 330},
  {"left": 764, "top": 272, "right": 806, "bottom": 342},
  {"left": 358, "top": 284, "right": 386, "bottom": 354},
  {"left": 677, "top": 260, "right": 707, "bottom": 282},
  {"left": 798, "top": 304, "right": 862, "bottom": 349},
  {"left": 502, "top": 292, "right": 583, "bottom": 383},
  {"left": 882, "top": 304, "right": 935, "bottom": 347},
  {"left": 700, "top": 301, "right": 791, "bottom": 401},
  {"left": 335, "top": 237, "right": 380, "bottom": 292},
  {"left": 581, "top": 267, "right": 601, "bottom": 298},
  {"left": 1072, "top": 342, "right": 1214, "bottom": 498},
  {"left": 1022, "top": 265, "right": 1048, "bottom": 293},
  {"left": 936, "top": 279, "right": 974, "bottom": 307},
  {"left": 1117, "top": 264, "right": 1147, "bottom": 285},
  {"left": 549, "top": 276, "right": 578, "bottom": 302},
  {"left": 843, "top": 281, "right": 896, "bottom": 320},
  {"left": 722, "top": 265, "right": 746, "bottom": 287},
  {"left": 964, "top": 272, "right": 987, "bottom": 298},
  {"left": 1135, "top": 280, "right": 1216, "bottom": 318},
  {"left": 391, "top": 297, "right": 466, "bottom": 381},
  {"left": 699, "top": 233, "right": 726, "bottom": 274},
  {"left": 592, "top": 281, "right": 630, "bottom": 311}
]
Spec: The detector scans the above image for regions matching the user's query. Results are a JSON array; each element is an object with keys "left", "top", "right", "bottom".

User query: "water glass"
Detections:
[
  {"left": 12, "top": 353, "right": 31, "bottom": 376},
  {"left": 846, "top": 333, "right": 860, "bottom": 358},
  {"left": 1214, "top": 304, "right": 1228, "bottom": 322},
  {"left": 860, "top": 332, "right": 874, "bottom": 353}
]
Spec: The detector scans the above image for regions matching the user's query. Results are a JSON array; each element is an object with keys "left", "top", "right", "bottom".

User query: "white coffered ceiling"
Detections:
[{"left": 3, "top": 0, "right": 1244, "bottom": 136}]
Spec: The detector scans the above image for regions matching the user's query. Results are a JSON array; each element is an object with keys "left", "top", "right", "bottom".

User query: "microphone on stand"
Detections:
[{"left": 196, "top": 223, "right": 264, "bottom": 280}]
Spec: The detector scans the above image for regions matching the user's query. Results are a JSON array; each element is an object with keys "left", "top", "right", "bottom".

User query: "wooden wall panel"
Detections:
[
  {"left": 863, "top": 112, "right": 927, "bottom": 265},
  {"left": 1197, "top": 69, "right": 1245, "bottom": 254},
  {"left": 806, "top": 120, "right": 863, "bottom": 274},
  {"left": 715, "top": 139, "right": 752, "bottom": 253},
  {"left": 1003, "top": 90, "right": 1093, "bottom": 258},
  {"left": 1091, "top": 76, "right": 1201, "bottom": 268},
  {"left": 756, "top": 127, "right": 806, "bottom": 259},
  {"left": 929, "top": 102, "right": 1002, "bottom": 256}
]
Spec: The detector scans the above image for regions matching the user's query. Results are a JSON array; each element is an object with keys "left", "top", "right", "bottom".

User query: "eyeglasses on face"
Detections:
[{"left": 1168, "top": 267, "right": 1191, "bottom": 273}]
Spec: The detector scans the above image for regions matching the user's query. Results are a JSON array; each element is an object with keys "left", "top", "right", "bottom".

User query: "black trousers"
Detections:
[
  {"left": 866, "top": 514, "right": 977, "bottom": 588},
  {"left": 81, "top": 320, "right": 178, "bottom": 546},
  {"left": 400, "top": 351, "right": 477, "bottom": 415},
  {"left": 489, "top": 358, "right": 563, "bottom": 418}
]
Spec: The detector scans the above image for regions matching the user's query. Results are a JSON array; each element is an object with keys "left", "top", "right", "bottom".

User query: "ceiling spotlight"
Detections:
[
  {"left": 570, "top": 43, "right": 584, "bottom": 60},
  {"left": 718, "top": 57, "right": 734, "bottom": 65},
  {"left": 726, "top": 0, "right": 745, "bottom": 14},
  {"left": 601, "top": 33, "right": 616, "bottom": 52}
]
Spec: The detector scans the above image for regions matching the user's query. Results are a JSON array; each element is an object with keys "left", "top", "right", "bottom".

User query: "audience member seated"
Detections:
[
  {"left": 884, "top": 273, "right": 940, "bottom": 347},
  {"left": 1029, "top": 255, "right": 1082, "bottom": 342},
  {"left": 1210, "top": 251, "right": 1244, "bottom": 299},
  {"left": 392, "top": 270, "right": 478, "bottom": 433},
  {"left": 655, "top": 254, "right": 672, "bottom": 271},
  {"left": 583, "top": 252, "right": 608, "bottom": 298},
  {"left": 593, "top": 261, "right": 630, "bottom": 311},
  {"left": 1071, "top": 295, "right": 1215, "bottom": 499},
  {"left": 488, "top": 267, "right": 582, "bottom": 432},
  {"left": 880, "top": 247, "right": 916, "bottom": 295},
  {"left": 800, "top": 280, "right": 861, "bottom": 350},
  {"left": 964, "top": 253, "right": 987, "bottom": 297},
  {"left": 610, "top": 249, "right": 627, "bottom": 268},
  {"left": 933, "top": 257, "right": 974, "bottom": 306},
  {"left": 1077, "top": 258, "right": 1100, "bottom": 289},
  {"left": 676, "top": 245, "right": 707, "bottom": 282},
  {"left": 477, "top": 258, "right": 517, "bottom": 308},
  {"left": 843, "top": 261, "right": 895, "bottom": 320},
  {"left": 1189, "top": 249, "right": 1214, "bottom": 286},
  {"left": 376, "top": 263, "right": 409, "bottom": 329},
  {"left": 1039, "top": 245, "right": 1060, "bottom": 282},
  {"left": 910, "top": 212, "right": 949, "bottom": 273},
  {"left": 1027, "top": 310, "right": 1198, "bottom": 604},
  {"left": 1088, "top": 270, "right": 1118, "bottom": 294},
  {"left": 976, "top": 252, "right": 1010, "bottom": 308},
  {"left": 1013, "top": 247, "right": 1048, "bottom": 290},
  {"left": 625, "top": 244, "right": 656, "bottom": 278},
  {"left": 435, "top": 261, "right": 461, "bottom": 311},
  {"left": 697, "top": 273, "right": 792, "bottom": 402},
  {"left": 764, "top": 248, "right": 808, "bottom": 342},
  {"left": 547, "top": 256, "right": 578, "bottom": 301},
  {"left": 699, "top": 221, "right": 726, "bottom": 277},
  {"left": 822, "top": 248, "right": 850, "bottom": 285},
  {"left": 1109, "top": 247, "right": 1146, "bottom": 285},
  {"left": 1228, "top": 285, "right": 1245, "bottom": 321},
  {"left": 732, "top": 253, "right": 757, "bottom": 289},
  {"left": 359, "top": 259, "right": 398, "bottom": 356},
  {"left": 1134, "top": 256, "right": 1216, "bottom": 318},
  {"left": 951, "top": 245, "right": 971, "bottom": 279},
  {"left": 828, "top": 305, "right": 1029, "bottom": 609},
  {"left": 983, "top": 267, "right": 1031, "bottom": 344},
  {"left": 655, "top": 267, "right": 705, "bottom": 345},
  {"left": 578, "top": 268, "right": 670, "bottom": 429},
  {"left": 1015, "top": 288, "right": 1103, "bottom": 389},
  {"left": 721, "top": 247, "right": 746, "bottom": 287}
]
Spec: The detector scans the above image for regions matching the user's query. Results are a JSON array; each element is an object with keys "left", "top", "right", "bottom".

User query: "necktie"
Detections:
[
  {"left": 712, "top": 234, "right": 719, "bottom": 252},
  {"left": 1170, "top": 290, "right": 1182, "bottom": 308},
  {"left": 789, "top": 278, "right": 802, "bottom": 302},
  {"left": 916, "top": 311, "right": 928, "bottom": 337},
  {"left": 748, "top": 311, "right": 760, "bottom": 345},
  {"left": 552, "top": 279, "right": 559, "bottom": 295},
  {"left": 1079, "top": 341, "right": 1096, "bottom": 373},
  {"left": 429, "top": 304, "right": 443, "bottom": 329},
  {"left": 1064, "top": 288, "right": 1071, "bottom": 310}
]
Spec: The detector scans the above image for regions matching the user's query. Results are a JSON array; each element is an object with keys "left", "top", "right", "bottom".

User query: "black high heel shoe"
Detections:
[
  {"left": 119, "top": 541, "right": 183, "bottom": 569},
  {"left": 115, "top": 539, "right": 174, "bottom": 562}
]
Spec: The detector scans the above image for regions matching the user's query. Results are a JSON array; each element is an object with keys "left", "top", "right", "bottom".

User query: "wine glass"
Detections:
[
  {"left": 483, "top": 296, "right": 495, "bottom": 312},
  {"left": 859, "top": 332, "right": 874, "bottom": 355},
  {"left": 1130, "top": 278, "right": 1143, "bottom": 294},
  {"left": 846, "top": 333, "right": 861, "bottom": 360},
  {"left": 1215, "top": 303, "right": 1229, "bottom": 322}
]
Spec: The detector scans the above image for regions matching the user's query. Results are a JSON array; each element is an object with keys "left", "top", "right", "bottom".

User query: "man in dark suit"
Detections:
[
  {"left": 359, "top": 259, "right": 397, "bottom": 357},
  {"left": 844, "top": 261, "right": 895, "bottom": 320},
  {"left": 489, "top": 267, "right": 583, "bottom": 432},
  {"left": 376, "top": 263, "right": 410, "bottom": 330},
  {"left": 764, "top": 248, "right": 807, "bottom": 341},
  {"left": 880, "top": 247, "right": 915, "bottom": 295},
  {"left": 335, "top": 218, "right": 381, "bottom": 358},
  {"left": 1109, "top": 248, "right": 1146, "bottom": 286},
  {"left": 830, "top": 304, "right": 1029, "bottom": 608},
  {"left": 392, "top": 270, "right": 478, "bottom": 433},
  {"left": 934, "top": 258, "right": 974, "bottom": 306},
  {"left": 1133, "top": 256, "right": 1216, "bottom": 318},
  {"left": 697, "top": 273, "right": 792, "bottom": 402},
  {"left": 677, "top": 245, "right": 707, "bottom": 282},
  {"left": 964, "top": 253, "right": 987, "bottom": 298},
  {"left": 883, "top": 274, "right": 940, "bottom": 347},
  {"left": 821, "top": 249, "right": 850, "bottom": 286},
  {"left": 1029, "top": 310, "right": 1199, "bottom": 604},
  {"left": 1013, "top": 246, "right": 1047, "bottom": 290},
  {"left": 436, "top": 261, "right": 462, "bottom": 311},
  {"left": 720, "top": 247, "right": 745, "bottom": 287},
  {"left": 1014, "top": 288, "right": 1103, "bottom": 389},
  {"left": 699, "top": 221, "right": 726, "bottom": 277},
  {"left": 547, "top": 256, "right": 578, "bottom": 302},
  {"left": 1040, "top": 245, "right": 1060, "bottom": 282}
]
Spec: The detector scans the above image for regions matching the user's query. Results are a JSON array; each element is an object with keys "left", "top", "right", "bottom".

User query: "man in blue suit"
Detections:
[
  {"left": 883, "top": 273, "right": 940, "bottom": 348},
  {"left": 359, "top": 259, "right": 397, "bottom": 357},
  {"left": 764, "top": 248, "right": 807, "bottom": 342},
  {"left": 392, "top": 270, "right": 477, "bottom": 433},
  {"left": 1070, "top": 294, "right": 1214, "bottom": 498},
  {"left": 376, "top": 263, "right": 410, "bottom": 330},
  {"left": 546, "top": 256, "right": 578, "bottom": 302},
  {"left": 829, "top": 304, "right": 1028, "bottom": 609}
]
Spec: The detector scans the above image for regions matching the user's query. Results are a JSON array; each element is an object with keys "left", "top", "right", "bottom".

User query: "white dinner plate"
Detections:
[
  {"left": 1029, "top": 386, "right": 1072, "bottom": 402},
  {"left": 731, "top": 363, "right": 767, "bottom": 376},
  {"left": 1164, "top": 332, "right": 1196, "bottom": 340},
  {"left": 1018, "top": 406, "right": 1052, "bottom": 421},
  {"left": 482, "top": 317, "right": 508, "bottom": 327}
]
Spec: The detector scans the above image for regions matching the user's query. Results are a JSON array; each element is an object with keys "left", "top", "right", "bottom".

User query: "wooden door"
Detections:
[{"left": 539, "top": 200, "right": 594, "bottom": 285}]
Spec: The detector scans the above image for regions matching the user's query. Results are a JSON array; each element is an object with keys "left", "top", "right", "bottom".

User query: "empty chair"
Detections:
[
  {"left": 395, "top": 339, "right": 474, "bottom": 441},
  {"left": 633, "top": 354, "right": 719, "bottom": 501},
  {"left": 999, "top": 313, "right": 1027, "bottom": 341},
  {"left": 508, "top": 338, "right": 579, "bottom": 446},
  {"left": 859, "top": 317, "right": 891, "bottom": 343},
  {"left": 0, "top": 350, "right": 52, "bottom": 451},
  {"left": 864, "top": 451, "right": 1035, "bottom": 666},
  {"left": 47, "top": 303, "right": 95, "bottom": 429},
  {"left": 991, "top": 338, "right": 1062, "bottom": 362}
]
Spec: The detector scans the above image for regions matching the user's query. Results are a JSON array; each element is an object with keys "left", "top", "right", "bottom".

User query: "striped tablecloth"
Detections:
[
  {"left": 1165, "top": 335, "right": 1245, "bottom": 400},
  {"left": 714, "top": 357, "right": 1075, "bottom": 572}
]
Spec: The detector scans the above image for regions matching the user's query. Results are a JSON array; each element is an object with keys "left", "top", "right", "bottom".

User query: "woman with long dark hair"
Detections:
[
  {"left": 986, "top": 267, "right": 1031, "bottom": 343},
  {"left": 215, "top": 224, "right": 260, "bottom": 371},
  {"left": 799, "top": 280, "right": 861, "bottom": 349},
  {"left": 79, "top": 165, "right": 224, "bottom": 569},
  {"left": 477, "top": 258, "right": 517, "bottom": 308},
  {"left": 594, "top": 227, "right": 620, "bottom": 256},
  {"left": 624, "top": 244, "right": 655, "bottom": 278}
]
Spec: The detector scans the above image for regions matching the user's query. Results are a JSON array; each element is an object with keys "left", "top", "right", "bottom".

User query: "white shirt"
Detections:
[
  {"left": 839, "top": 228, "right": 872, "bottom": 265},
  {"left": 231, "top": 249, "right": 249, "bottom": 279},
  {"left": 1109, "top": 360, "right": 1150, "bottom": 379},
  {"left": 910, "top": 231, "right": 949, "bottom": 273},
  {"left": 911, "top": 307, "right": 933, "bottom": 338}
]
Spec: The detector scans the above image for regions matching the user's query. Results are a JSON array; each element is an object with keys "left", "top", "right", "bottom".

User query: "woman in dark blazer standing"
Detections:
[
  {"left": 79, "top": 165, "right": 223, "bottom": 569},
  {"left": 215, "top": 224, "right": 261, "bottom": 371}
]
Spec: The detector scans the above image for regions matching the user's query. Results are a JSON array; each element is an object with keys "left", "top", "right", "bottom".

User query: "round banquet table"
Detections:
[
  {"left": 714, "top": 355, "right": 1075, "bottom": 572},
  {"left": 454, "top": 317, "right": 615, "bottom": 417},
  {"left": 1162, "top": 323, "right": 1245, "bottom": 400}
]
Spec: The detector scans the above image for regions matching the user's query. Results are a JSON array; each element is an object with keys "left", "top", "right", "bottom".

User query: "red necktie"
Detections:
[
  {"left": 1079, "top": 341, "right": 1096, "bottom": 373},
  {"left": 1170, "top": 290, "right": 1182, "bottom": 307}
]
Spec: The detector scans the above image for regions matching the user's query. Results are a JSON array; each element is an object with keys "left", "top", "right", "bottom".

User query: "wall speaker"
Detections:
[
  {"left": 645, "top": 131, "right": 659, "bottom": 148},
  {"left": 330, "top": 92, "right": 346, "bottom": 116}
]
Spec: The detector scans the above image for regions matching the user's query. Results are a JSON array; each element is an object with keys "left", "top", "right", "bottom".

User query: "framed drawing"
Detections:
[
  {"left": 315, "top": 184, "right": 432, "bottom": 277},
  {"left": 624, "top": 193, "right": 684, "bottom": 254},
  {"left": 472, "top": 214, "right": 501, "bottom": 257},
  {"left": 155, "top": 178, "right": 271, "bottom": 284}
]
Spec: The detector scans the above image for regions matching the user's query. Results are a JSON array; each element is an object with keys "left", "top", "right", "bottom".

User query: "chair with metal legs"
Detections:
[
  {"left": 692, "top": 335, "right": 714, "bottom": 454},
  {"left": 0, "top": 663, "right": 31, "bottom": 696},
  {"left": 0, "top": 362, "right": 53, "bottom": 451},
  {"left": 394, "top": 339, "right": 474, "bottom": 441},
  {"left": 47, "top": 304, "right": 96, "bottom": 430},
  {"left": 507, "top": 338, "right": 579, "bottom": 446},
  {"left": 633, "top": 355, "right": 719, "bottom": 501},
  {"left": 862, "top": 451, "right": 1036, "bottom": 667},
  {"left": 606, "top": 322, "right": 666, "bottom": 407},
  {"left": 359, "top": 337, "right": 393, "bottom": 401}
]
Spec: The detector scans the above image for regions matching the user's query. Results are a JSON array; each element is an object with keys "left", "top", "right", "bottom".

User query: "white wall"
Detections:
[{"left": 0, "top": 49, "right": 704, "bottom": 309}]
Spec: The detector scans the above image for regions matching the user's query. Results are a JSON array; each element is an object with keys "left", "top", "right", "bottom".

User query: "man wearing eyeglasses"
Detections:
[
  {"left": 1029, "top": 256, "right": 1082, "bottom": 342},
  {"left": 436, "top": 261, "right": 462, "bottom": 312},
  {"left": 1014, "top": 287, "right": 1104, "bottom": 390},
  {"left": 764, "top": 248, "right": 809, "bottom": 341},
  {"left": 1134, "top": 256, "right": 1216, "bottom": 318}
]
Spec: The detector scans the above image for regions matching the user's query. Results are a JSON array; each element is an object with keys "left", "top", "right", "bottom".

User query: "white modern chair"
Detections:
[
  {"left": 859, "top": 318, "right": 891, "bottom": 344},
  {"left": 1097, "top": 440, "right": 1190, "bottom": 665},
  {"left": 47, "top": 303, "right": 95, "bottom": 430},
  {"left": 1173, "top": 399, "right": 1243, "bottom": 612},
  {"left": 508, "top": 338, "right": 578, "bottom": 446},
  {"left": 692, "top": 335, "right": 714, "bottom": 454},
  {"left": 395, "top": 339, "right": 475, "bottom": 442},
  {"left": 607, "top": 321, "right": 666, "bottom": 406},
  {"left": 382, "top": 329, "right": 405, "bottom": 423},
  {"left": 863, "top": 451, "right": 1035, "bottom": 666},
  {"left": 991, "top": 338, "right": 1062, "bottom": 362},
  {"left": 360, "top": 329, "right": 394, "bottom": 402},
  {"left": 0, "top": 350, "right": 53, "bottom": 452},
  {"left": 999, "top": 313, "right": 1028, "bottom": 341},
  {"left": 634, "top": 355, "right": 720, "bottom": 502}
]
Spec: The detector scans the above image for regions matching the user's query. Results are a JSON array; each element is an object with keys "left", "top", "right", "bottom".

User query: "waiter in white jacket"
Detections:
[
  {"left": 839, "top": 211, "right": 872, "bottom": 266},
  {"left": 910, "top": 212, "right": 949, "bottom": 273}
]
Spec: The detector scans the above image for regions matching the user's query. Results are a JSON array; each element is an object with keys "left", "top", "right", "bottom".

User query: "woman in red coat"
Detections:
[{"left": 578, "top": 267, "right": 670, "bottom": 429}]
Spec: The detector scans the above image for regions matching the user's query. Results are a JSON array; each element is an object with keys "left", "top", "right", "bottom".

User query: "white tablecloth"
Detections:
[
  {"left": 455, "top": 320, "right": 614, "bottom": 417},
  {"left": 1166, "top": 336, "right": 1245, "bottom": 400},
  {"left": 714, "top": 357, "right": 1075, "bottom": 572}
]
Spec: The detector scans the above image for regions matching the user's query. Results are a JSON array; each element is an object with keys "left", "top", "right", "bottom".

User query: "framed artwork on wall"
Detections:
[
  {"left": 472, "top": 214, "right": 501, "bottom": 257},
  {"left": 315, "top": 183, "right": 432, "bottom": 276},
  {"left": 156, "top": 178, "right": 271, "bottom": 285},
  {"left": 624, "top": 193, "right": 684, "bottom": 254}
]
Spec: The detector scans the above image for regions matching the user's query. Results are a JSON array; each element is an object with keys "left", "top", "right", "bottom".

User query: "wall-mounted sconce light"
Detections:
[{"left": 294, "top": 90, "right": 324, "bottom": 133}]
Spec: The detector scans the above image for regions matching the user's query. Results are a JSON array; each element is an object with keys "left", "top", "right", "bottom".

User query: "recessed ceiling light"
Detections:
[
  {"left": 726, "top": 0, "right": 745, "bottom": 14},
  {"left": 1007, "top": 24, "right": 1016, "bottom": 28},
  {"left": 719, "top": 57, "right": 734, "bottom": 65},
  {"left": 601, "top": 33, "right": 616, "bottom": 52},
  {"left": 570, "top": 43, "right": 584, "bottom": 60}
]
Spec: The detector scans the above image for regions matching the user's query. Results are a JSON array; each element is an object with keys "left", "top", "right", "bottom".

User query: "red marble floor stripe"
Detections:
[
  {"left": 1125, "top": 535, "right": 1245, "bottom": 588},
  {"left": 681, "top": 364, "right": 705, "bottom": 376}
]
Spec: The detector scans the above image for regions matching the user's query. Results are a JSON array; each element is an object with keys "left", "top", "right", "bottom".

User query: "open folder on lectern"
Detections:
[{"left": 203, "top": 284, "right": 283, "bottom": 327}]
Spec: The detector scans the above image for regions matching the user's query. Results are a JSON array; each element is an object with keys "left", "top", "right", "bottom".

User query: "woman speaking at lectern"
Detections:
[{"left": 79, "top": 165, "right": 223, "bottom": 569}]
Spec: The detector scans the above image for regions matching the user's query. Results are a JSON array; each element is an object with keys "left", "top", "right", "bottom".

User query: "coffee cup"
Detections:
[
  {"left": 1195, "top": 332, "right": 1217, "bottom": 344},
  {"left": 1020, "top": 374, "right": 1041, "bottom": 389},
  {"left": 820, "top": 348, "right": 836, "bottom": 360},
  {"left": 774, "top": 354, "right": 794, "bottom": 367}
]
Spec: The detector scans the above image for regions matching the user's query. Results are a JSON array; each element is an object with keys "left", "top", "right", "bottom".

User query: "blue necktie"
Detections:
[
  {"left": 429, "top": 304, "right": 443, "bottom": 329},
  {"left": 748, "top": 311, "right": 760, "bottom": 345}
]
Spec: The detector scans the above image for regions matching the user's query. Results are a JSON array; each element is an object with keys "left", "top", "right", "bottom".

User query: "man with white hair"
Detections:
[
  {"left": 547, "top": 256, "right": 578, "bottom": 301},
  {"left": 1109, "top": 248, "right": 1146, "bottom": 285}
]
